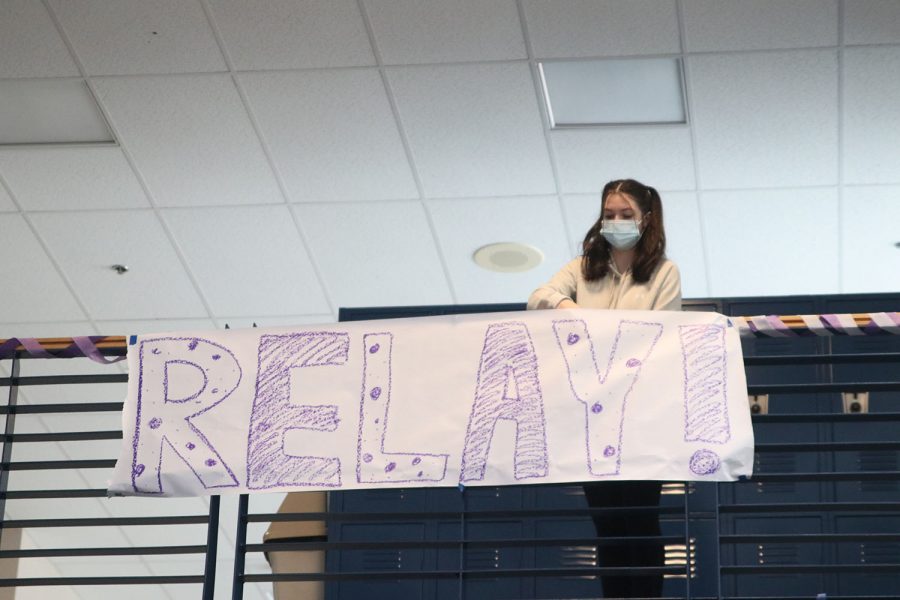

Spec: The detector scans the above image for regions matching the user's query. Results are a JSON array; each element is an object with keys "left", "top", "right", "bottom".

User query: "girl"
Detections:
[{"left": 528, "top": 178, "right": 681, "bottom": 598}]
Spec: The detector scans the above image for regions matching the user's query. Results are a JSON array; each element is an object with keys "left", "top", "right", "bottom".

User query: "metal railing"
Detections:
[
  {"left": 0, "top": 350, "right": 221, "bottom": 599},
  {"left": 2, "top": 299, "right": 899, "bottom": 599}
]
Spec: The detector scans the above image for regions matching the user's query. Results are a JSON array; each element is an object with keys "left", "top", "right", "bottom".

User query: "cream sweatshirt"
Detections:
[{"left": 527, "top": 257, "right": 682, "bottom": 311}]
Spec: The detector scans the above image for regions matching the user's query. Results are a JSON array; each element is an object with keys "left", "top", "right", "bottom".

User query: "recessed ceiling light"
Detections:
[
  {"left": 539, "top": 57, "right": 686, "bottom": 128},
  {"left": 0, "top": 79, "right": 115, "bottom": 146},
  {"left": 473, "top": 242, "right": 543, "bottom": 273}
]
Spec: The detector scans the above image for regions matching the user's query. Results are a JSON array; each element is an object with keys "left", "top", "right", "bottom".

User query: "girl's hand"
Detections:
[{"left": 556, "top": 299, "right": 578, "bottom": 309}]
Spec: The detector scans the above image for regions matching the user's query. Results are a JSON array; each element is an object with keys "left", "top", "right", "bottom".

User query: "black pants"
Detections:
[{"left": 584, "top": 481, "right": 664, "bottom": 598}]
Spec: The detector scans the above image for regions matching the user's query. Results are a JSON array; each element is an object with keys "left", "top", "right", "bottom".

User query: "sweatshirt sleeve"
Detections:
[
  {"left": 527, "top": 258, "right": 581, "bottom": 310},
  {"left": 652, "top": 260, "right": 682, "bottom": 311}
]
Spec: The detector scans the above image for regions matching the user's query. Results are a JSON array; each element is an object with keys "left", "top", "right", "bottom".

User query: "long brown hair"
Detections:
[{"left": 581, "top": 179, "right": 666, "bottom": 284}]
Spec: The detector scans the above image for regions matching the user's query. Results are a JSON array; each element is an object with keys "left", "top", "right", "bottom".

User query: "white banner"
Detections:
[{"left": 108, "top": 309, "right": 754, "bottom": 497}]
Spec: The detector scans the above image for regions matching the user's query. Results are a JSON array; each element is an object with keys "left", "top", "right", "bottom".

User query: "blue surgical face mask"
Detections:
[{"left": 600, "top": 219, "right": 643, "bottom": 250}]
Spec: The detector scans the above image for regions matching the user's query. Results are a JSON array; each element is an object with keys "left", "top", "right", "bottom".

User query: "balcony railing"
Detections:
[{"left": 2, "top": 296, "right": 898, "bottom": 600}]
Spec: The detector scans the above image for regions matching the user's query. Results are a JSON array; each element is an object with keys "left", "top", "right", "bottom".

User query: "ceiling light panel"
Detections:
[
  {"left": 540, "top": 58, "right": 686, "bottom": 127},
  {"left": 0, "top": 79, "right": 113, "bottom": 146}
]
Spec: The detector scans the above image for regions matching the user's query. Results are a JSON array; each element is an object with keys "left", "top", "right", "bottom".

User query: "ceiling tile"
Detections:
[
  {"left": 47, "top": 0, "right": 226, "bottom": 75},
  {"left": 26, "top": 522, "right": 133, "bottom": 550},
  {"left": 247, "top": 491, "right": 287, "bottom": 514},
  {"left": 522, "top": 0, "right": 680, "bottom": 58},
  {"left": 144, "top": 556, "right": 206, "bottom": 576},
  {"left": 92, "top": 75, "right": 283, "bottom": 207},
  {"left": 214, "top": 315, "right": 335, "bottom": 330},
  {"left": 658, "top": 191, "right": 709, "bottom": 299},
  {"left": 119, "top": 521, "right": 210, "bottom": 547},
  {"left": 162, "top": 205, "right": 331, "bottom": 316},
  {"left": 0, "top": 321, "right": 97, "bottom": 339},
  {"left": 364, "top": 0, "right": 525, "bottom": 64},
  {"left": 700, "top": 188, "right": 839, "bottom": 296},
  {"left": 133, "top": 559, "right": 216, "bottom": 593},
  {"left": 11, "top": 538, "right": 81, "bottom": 600},
  {"left": 0, "top": 214, "right": 85, "bottom": 322},
  {"left": 10, "top": 585, "right": 79, "bottom": 600},
  {"left": 843, "top": 47, "right": 900, "bottom": 185},
  {"left": 29, "top": 210, "right": 208, "bottom": 320},
  {"left": 52, "top": 556, "right": 151, "bottom": 576},
  {"left": 4, "top": 496, "right": 112, "bottom": 521},
  {"left": 293, "top": 201, "right": 453, "bottom": 307},
  {"left": 688, "top": 50, "right": 838, "bottom": 189},
  {"left": 94, "top": 318, "right": 217, "bottom": 337},
  {"left": 4, "top": 461, "right": 90, "bottom": 492},
  {"left": 158, "top": 583, "right": 209, "bottom": 600},
  {"left": 239, "top": 70, "right": 418, "bottom": 202},
  {"left": 681, "top": 0, "right": 837, "bottom": 52},
  {"left": 0, "top": 0, "right": 78, "bottom": 77},
  {"left": 39, "top": 411, "right": 121, "bottom": 436},
  {"left": 61, "top": 585, "right": 169, "bottom": 600},
  {"left": 427, "top": 196, "right": 572, "bottom": 304},
  {"left": 208, "top": 0, "right": 374, "bottom": 70},
  {"left": 8, "top": 438, "right": 68, "bottom": 465},
  {"left": 841, "top": 186, "right": 900, "bottom": 293},
  {"left": 55, "top": 439, "right": 123, "bottom": 461},
  {"left": 561, "top": 191, "right": 709, "bottom": 298},
  {"left": 0, "top": 181, "right": 15, "bottom": 211},
  {"left": 0, "top": 148, "right": 148, "bottom": 211},
  {"left": 51, "top": 557, "right": 169, "bottom": 600},
  {"left": 19, "top": 379, "right": 125, "bottom": 407},
  {"left": 100, "top": 495, "right": 209, "bottom": 518},
  {"left": 552, "top": 128, "right": 696, "bottom": 193},
  {"left": 844, "top": 0, "right": 900, "bottom": 45},
  {"left": 387, "top": 63, "right": 555, "bottom": 198}
]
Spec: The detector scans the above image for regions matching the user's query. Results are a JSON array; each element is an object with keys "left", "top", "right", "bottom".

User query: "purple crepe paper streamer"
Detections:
[
  {"left": 0, "top": 337, "right": 124, "bottom": 364},
  {"left": 72, "top": 337, "right": 125, "bottom": 364},
  {"left": 819, "top": 314, "right": 847, "bottom": 336},
  {"left": 765, "top": 315, "right": 798, "bottom": 336},
  {"left": 18, "top": 338, "right": 55, "bottom": 359}
]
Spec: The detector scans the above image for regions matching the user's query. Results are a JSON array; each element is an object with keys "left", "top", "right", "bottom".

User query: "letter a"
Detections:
[{"left": 460, "top": 322, "right": 548, "bottom": 482}]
